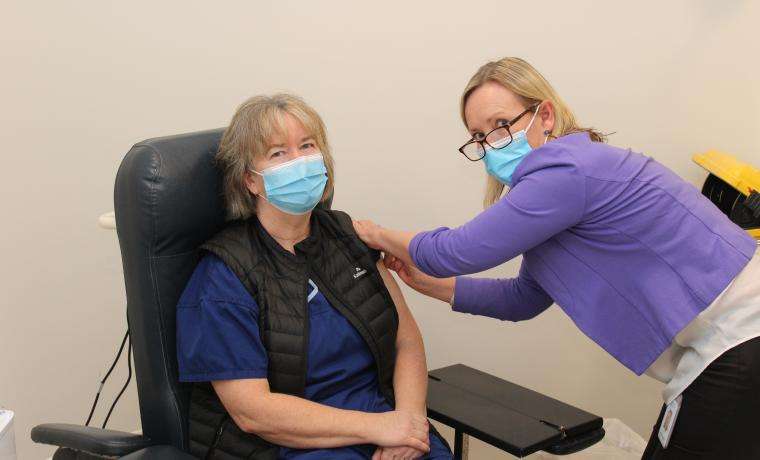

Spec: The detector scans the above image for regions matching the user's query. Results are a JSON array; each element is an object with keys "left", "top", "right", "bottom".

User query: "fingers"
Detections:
[
  {"left": 382, "top": 448, "right": 417, "bottom": 460},
  {"left": 396, "top": 267, "right": 413, "bottom": 286},
  {"left": 411, "top": 427, "right": 429, "bottom": 445},
  {"left": 382, "top": 447, "right": 425, "bottom": 460},
  {"left": 352, "top": 219, "right": 374, "bottom": 228},
  {"left": 409, "top": 419, "right": 430, "bottom": 451},
  {"left": 383, "top": 254, "right": 407, "bottom": 274},
  {"left": 406, "top": 448, "right": 425, "bottom": 460},
  {"left": 392, "top": 260, "right": 405, "bottom": 273},
  {"left": 381, "top": 447, "right": 395, "bottom": 460},
  {"left": 411, "top": 448, "right": 426, "bottom": 459},
  {"left": 382, "top": 254, "right": 395, "bottom": 269},
  {"left": 352, "top": 219, "right": 372, "bottom": 235},
  {"left": 405, "top": 437, "right": 431, "bottom": 453},
  {"left": 372, "top": 447, "right": 382, "bottom": 460},
  {"left": 352, "top": 219, "right": 384, "bottom": 250},
  {"left": 384, "top": 255, "right": 402, "bottom": 272}
]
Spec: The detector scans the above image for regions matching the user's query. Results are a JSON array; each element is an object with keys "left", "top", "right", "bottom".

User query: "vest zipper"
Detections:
[
  {"left": 301, "top": 274, "right": 310, "bottom": 396},
  {"left": 205, "top": 415, "right": 230, "bottom": 460}
]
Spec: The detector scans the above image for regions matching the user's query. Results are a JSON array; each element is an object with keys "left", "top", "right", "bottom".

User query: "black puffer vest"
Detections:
[{"left": 187, "top": 208, "right": 399, "bottom": 459}]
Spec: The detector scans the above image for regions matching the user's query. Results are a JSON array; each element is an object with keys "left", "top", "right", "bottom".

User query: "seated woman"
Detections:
[{"left": 176, "top": 93, "right": 452, "bottom": 460}]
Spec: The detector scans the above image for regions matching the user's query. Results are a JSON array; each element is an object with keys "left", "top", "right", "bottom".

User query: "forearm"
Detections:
[
  {"left": 392, "top": 337, "right": 429, "bottom": 415},
  {"left": 237, "top": 392, "right": 375, "bottom": 449},
  {"left": 415, "top": 274, "right": 456, "bottom": 304},
  {"left": 376, "top": 259, "right": 429, "bottom": 415},
  {"left": 453, "top": 275, "right": 553, "bottom": 321}
]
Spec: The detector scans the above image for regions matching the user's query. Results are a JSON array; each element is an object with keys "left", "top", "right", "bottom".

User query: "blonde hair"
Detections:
[
  {"left": 216, "top": 93, "right": 335, "bottom": 220},
  {"left": 461, "top": 57, "right": 605, "bottom": 207}
]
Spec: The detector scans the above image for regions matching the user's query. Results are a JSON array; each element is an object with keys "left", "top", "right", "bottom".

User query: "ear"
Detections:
[
  {"left": 244, "top": 170, "right": 262, "bottom": 197},
  {"left": 538, "top": 100, "right": 556, "bottom": 134}
]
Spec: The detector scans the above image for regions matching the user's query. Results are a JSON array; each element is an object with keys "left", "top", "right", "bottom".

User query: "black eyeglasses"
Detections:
[{"left": 458, "top": 103, "right": 540, "bottom": 161}]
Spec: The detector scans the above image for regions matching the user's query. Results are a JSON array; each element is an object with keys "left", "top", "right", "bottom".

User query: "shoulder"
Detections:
[
  {"left": 313, "top": 208, "right": 381, "bottom": 261},
  {"left": 513, "top": 134, "right": 584, "bottom": 181},
  {"left": 202, "top": 219, "right": 251, "bottom": 254},
  {"left": 314, "top": 207, "right": 353, "bottom": 230},
  {"left": 313, "top": 208, "right": 359, "bottom": 238},
  {"left": 177, "top": 253, "right": 256, "bottom": 308},
  {"left": 512, "top": 133, "right": 636, "bottom": 187},
  {"left": 510, "top": 143, "right": 585, "bottom": 192},
  {"left": 503, "top": 135, "right": 591, "bottom": 216}
]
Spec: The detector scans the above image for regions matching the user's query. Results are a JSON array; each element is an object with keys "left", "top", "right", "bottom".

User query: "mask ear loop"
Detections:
[
  {"left": 248, "top": 168, "right": 267, "bottom": 201},
  {"left": 525, "top": 102, "right": 541, "bottom": 132},
  {"left": 530, "top": 102, "right": 552, "bottom": 145},
  {"left": 524, "top": 101, "right": 547, "bottom": 146}
]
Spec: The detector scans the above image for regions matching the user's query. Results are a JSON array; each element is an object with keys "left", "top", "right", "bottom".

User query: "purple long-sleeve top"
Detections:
[{"left": 409, "top": 133, "right": 756, "bottom": 375}]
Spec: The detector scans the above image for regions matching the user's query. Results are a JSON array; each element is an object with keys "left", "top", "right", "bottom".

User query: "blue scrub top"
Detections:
[{"left": 177, "top": 254, "right": 451, "bottom": 459}]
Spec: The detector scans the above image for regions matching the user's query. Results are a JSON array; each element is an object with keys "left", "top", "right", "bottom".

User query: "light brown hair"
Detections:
[
  {"left": 461, "top": 57, "right": 605, "bottom": 207},
  {"left": 216, "top": 93, "right": 335, "bottom": 219}
]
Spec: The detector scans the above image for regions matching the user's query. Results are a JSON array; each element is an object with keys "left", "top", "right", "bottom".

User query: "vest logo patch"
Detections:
[{"left": 352, "top": 266, "right": 368, "bottom": 279}]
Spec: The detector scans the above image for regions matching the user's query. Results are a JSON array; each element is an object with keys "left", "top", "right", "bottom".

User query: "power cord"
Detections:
[
  {"left": 84, "top": 328, "right": 131, "bottom": 428},
  {"left": 102, "top": 332, "right": 132, "bottom": 428}
]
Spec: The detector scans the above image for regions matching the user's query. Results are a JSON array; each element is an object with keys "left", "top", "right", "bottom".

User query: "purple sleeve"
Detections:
[
  {"left": 409, "top": 161, "right": 586, "bottom": 277},
  {"left": 452, "top": 262, "right": 554, "bottom": 321}
]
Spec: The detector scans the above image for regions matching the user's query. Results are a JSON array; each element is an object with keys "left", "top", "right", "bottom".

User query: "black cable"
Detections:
[
  {"left": 102, "top": 332, "right": 132, "bottom": 429},
  {"left": 85, "top": 329, "right": 129, "bottom": 426}
]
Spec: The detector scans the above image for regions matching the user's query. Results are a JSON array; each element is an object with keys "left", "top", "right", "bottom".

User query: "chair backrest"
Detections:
[{"left": 114, "top": 129, "right": 227, "bottom": 449}]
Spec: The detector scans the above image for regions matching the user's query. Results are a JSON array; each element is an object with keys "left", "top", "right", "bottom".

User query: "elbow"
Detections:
[
  {"left": 235, "top": 413, "right": 267, "bottom": 436},
  {"left": 237, "top": 416, "right": 288, "bottom": 445},
  {"left": 229, "top": 399, "right": 274, "bottom": 437},
  {"left": 508, "top": 311, "right": 540, "bottom": 322},
  {"left": 506, "top": 299, "right": 553, "bottom": 322}
]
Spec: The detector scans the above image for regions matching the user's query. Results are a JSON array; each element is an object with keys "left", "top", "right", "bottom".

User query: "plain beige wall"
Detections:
[{"left": 2, "top": 1, "right": 759, "bottom": 458}]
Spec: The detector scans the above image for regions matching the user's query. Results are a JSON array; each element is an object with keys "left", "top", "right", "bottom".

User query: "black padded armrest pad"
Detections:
[
  {"left": 427, "top": 364, "right": 604, "bottom": 457},
  {"left": 31, "top": 423, "right": 155, "bottom": 457},
  {"left": 120, "top": 445, "right": 197, "bottom": 459}
]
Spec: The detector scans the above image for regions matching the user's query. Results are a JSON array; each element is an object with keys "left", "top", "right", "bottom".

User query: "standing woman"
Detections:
[{"left": 354, "top": 57, "right": 760, "bottom": 459}]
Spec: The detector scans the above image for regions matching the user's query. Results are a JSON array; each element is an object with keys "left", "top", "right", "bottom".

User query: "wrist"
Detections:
[
  {"left": 355, "top": 411, "right": 382, "bottom": 444},
  {"left": 431, "top": 277, "right": 456, "bottom": 303},
  {"left": 376, "top": 226, "right": 389, "bottom": 252},
  {"left": 396, "top": 405, "right": 427, "bottom": 419}
]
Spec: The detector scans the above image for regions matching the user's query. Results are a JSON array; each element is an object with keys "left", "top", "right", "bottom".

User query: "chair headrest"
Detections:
[{"left": 115, "top": 128, "right": 228, "bottom": 258}]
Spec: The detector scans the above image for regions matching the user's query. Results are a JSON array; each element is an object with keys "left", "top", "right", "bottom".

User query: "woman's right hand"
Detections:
[
  {"left": 383, "top": 254, "right": 456, "bottom": 303},
  {"left": 369, "top": 410, "right": 430, "bottom": 453}
]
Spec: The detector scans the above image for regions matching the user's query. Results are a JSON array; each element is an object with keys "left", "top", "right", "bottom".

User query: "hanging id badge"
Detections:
[{"left": 658, "top": 394, "right": 683, "bottom": 448}]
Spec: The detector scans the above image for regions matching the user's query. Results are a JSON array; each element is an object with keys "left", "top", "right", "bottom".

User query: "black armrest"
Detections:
[
  {"left": 31, "top": 423, "right": 155, "bottom": 457},
  {"left": 120, "top": 445, "right": 197, "bottom": 459},
  {"left": 543, "top": 427, "right": 606, "bottom": 455},
  {"left": 427, "top": 364, "right": 605, "bottom": 458}
]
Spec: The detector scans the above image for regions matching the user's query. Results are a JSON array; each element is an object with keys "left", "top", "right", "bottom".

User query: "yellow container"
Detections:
[{"left": 693, "top": 151, "right": 760, "bottom": 239}]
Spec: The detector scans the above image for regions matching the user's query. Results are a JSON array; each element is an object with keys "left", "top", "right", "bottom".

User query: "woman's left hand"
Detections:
[
  {"left": 353, "top": 219, "right": 385, "bottom": 250},
  {"left": 372, "top": 445, "right": 426, "bottom": 460}
]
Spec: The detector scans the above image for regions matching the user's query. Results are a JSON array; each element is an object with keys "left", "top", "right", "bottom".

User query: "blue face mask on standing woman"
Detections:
[
  {"left": 251, "top": 153, "right": 328, "bottom": 215},
  {"left": 483, "top": 104, "right": 543, "bottom": 186}
]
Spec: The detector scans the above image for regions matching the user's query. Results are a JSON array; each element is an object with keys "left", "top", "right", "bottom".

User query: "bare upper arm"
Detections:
[{"left": 376, "top": 260, "right": 423, "bottom": 350}]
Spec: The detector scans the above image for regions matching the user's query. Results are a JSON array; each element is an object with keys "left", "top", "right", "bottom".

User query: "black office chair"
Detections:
[
  {"left": 31, "top": 129, "right": 604, "bottom": 459},
  {"left": 32, "top": 129, "right": 226, "bottom": 459}
]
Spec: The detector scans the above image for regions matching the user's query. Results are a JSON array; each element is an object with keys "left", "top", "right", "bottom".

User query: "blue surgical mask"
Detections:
[
  {"left": 483, "top": 105, "right": 543, "bottom": 186},
  {"left": 251, "top": 153, "right": 328, "bottom": 215}
]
